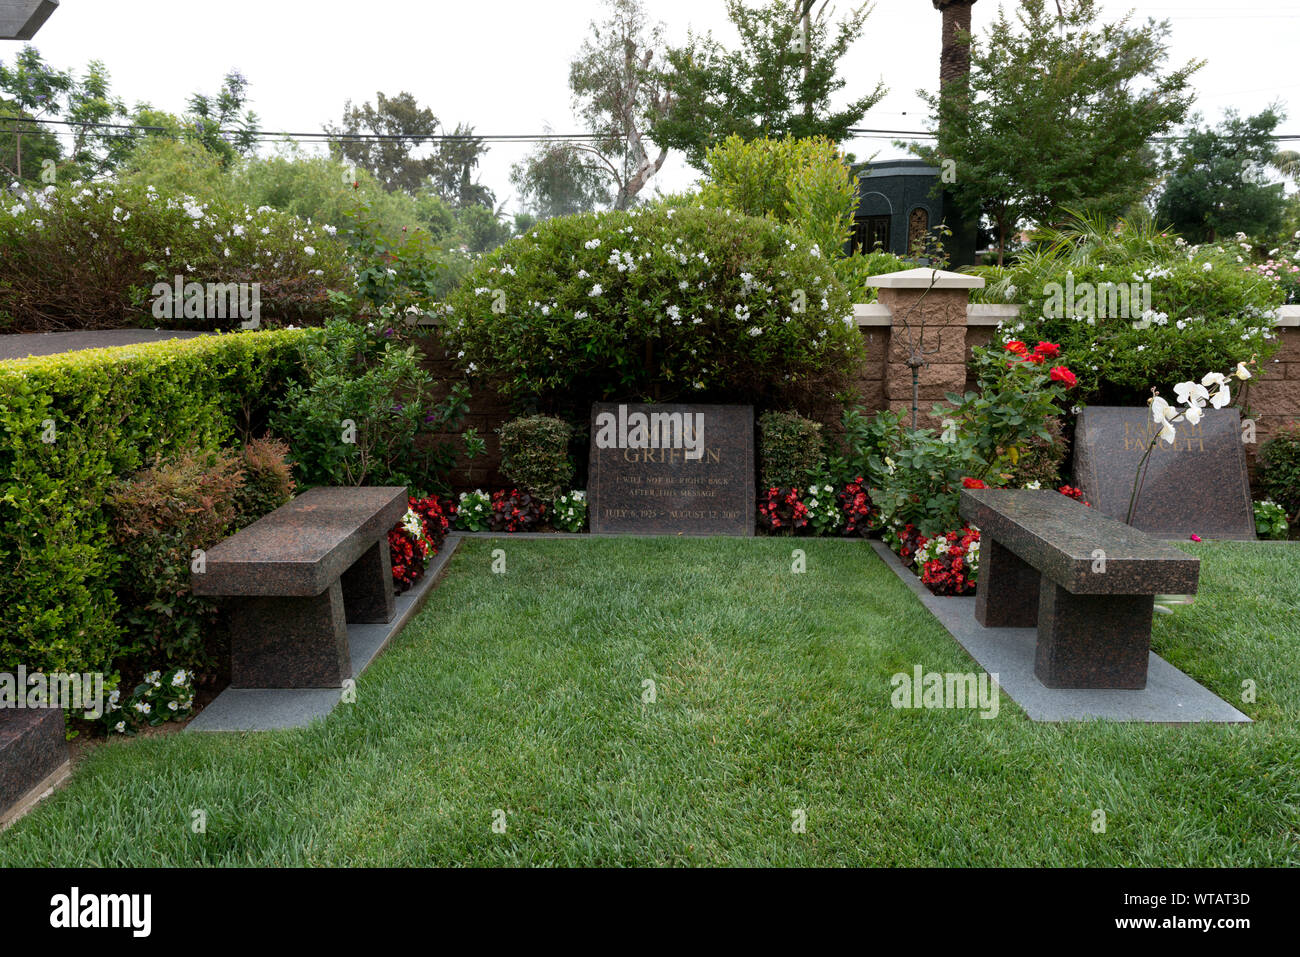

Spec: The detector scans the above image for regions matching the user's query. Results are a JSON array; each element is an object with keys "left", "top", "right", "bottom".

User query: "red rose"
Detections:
[
  {"left": 1005, "top": 340, "right": 1028, "bottom": 355},
  {"left": 1034, "top": 341, "right": 1061, "bottom": 359},
  {"left": 962, "top": 477, "right": 986, "bottom": 489},
  {"left": 1049, "top": 366, "right": 1077, "bottom": 388}
]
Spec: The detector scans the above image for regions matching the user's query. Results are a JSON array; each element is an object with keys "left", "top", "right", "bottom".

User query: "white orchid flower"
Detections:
[
  {"left": 1173, "top": 381, "right": 1210, "bottom": 408},
  {"left": 1234, "top": 362, "right": 1252, "bottom": 380},
  {"left": 1149, "top": 396, "right": 1178, "bottom": 444},
  {"left": 1201, "top": 371, "right": 1228, "bottom": 389},
  {"left": 1183, "top": 404, "right": 1204, "bottom": 425},
  {"left": 1150, "top": 395, "right": 1177, "bottom": 424}
]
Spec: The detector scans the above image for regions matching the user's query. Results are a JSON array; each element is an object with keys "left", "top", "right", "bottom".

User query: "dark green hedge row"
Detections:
[{"left": 0, "top": 329, "right": 309, "bottom": 678}]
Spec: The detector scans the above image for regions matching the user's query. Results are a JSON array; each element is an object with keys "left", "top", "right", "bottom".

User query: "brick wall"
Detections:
[{"left": 418, "top": 302, "right": 1300, "bottom": 491}]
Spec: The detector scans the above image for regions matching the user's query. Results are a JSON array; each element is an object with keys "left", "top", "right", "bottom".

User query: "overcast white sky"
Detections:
[{"left": 14, "top": 0, "right": 1300, "bottom": 212}]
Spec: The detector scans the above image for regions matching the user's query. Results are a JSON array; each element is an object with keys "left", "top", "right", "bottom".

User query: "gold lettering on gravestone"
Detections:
[{"left": 1122, "top": 420, "right": 1205, "bottom": 453}]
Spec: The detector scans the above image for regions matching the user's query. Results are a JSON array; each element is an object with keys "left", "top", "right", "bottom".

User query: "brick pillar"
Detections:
[{"left": 864, "top": 268, "right": 983, "bottom": 428}]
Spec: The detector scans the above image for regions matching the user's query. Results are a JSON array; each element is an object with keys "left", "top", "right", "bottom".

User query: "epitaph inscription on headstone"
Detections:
[
  {"left": 1073, "top": 406, "right": 1255, "bottom": 540},
  {"left": 588, "top": 403, "right": 754, "bottom": 536}
]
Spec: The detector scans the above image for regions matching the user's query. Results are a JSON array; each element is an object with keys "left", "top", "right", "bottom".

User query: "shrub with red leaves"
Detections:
[
  {"left": 488, "top": 489, "right": 547, "bottom": 533},
  {"left": 757, "top": 487, "right": 811, "bottom": 534},
  {"left": 836, "top": 476, "right": 882, "bottom": 537}
]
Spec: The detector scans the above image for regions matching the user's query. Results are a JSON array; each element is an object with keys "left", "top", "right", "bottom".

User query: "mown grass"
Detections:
[{"left": 1, "top": 537, "right": 1297, "bottom": 866}]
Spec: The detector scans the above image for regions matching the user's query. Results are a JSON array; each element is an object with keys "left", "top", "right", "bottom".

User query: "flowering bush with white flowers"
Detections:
[
  {"left": 456, "top": 489, "right": 492, "bottom": 531},
  {"left": 103, "top": 668, "right": 196, "bottom": 734},
  {"left": 0, "top": 180, "right": 349, "bottom": 332},
  {"left": 1254, "top": 500, "right": 1289, "bottom": 540},
  {"left": 1247, "top": 231, "right": 1300, "bottom": 305},
  {"left": 970, "top": 215, "right": 1282, "bottom": 406},
  {"left": 552, "top": 491, "right": 588, "bottom": 532},
  {"left": 440, "top": 205, "right": 862, "bottom": 415}
]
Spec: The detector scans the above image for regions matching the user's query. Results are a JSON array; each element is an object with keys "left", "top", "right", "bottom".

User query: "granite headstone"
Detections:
[
  {"left": 1073, "top": 406, "right": 1255, "bottom": 540},
  {"left": 588, "top": 403, "right": 754, "bottom": 536}
]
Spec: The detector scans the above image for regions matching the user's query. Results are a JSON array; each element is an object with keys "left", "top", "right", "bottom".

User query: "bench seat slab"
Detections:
[
  {"left": 1035, "top": 582, "right": 1153, "bottom": 690},
  {"left": 340, "top": 539, "right": 396, "bottom": 624},
  {"left": 229, "top": 580, "right": 352, "bottom": 689},
  {"left": 975, "top": 537, "right": 1041, "bottom": 628}
]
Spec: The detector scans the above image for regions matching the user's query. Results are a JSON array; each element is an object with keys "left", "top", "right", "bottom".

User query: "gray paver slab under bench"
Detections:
[
  {"left": 186, "top": 537, "right": 460, "bottom": 732},
  {"left": 870, "top": 541, "right": 1250, "bottom": 723}
]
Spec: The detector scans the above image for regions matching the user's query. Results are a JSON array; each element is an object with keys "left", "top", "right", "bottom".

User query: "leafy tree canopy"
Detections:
[{"left": 652, "top": 0, "right": 885, "bottom": 170}]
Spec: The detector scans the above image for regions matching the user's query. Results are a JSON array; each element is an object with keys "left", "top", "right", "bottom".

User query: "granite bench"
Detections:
[
  {"left": 0, "top": 708, "right": 69, "bottom": 828},
  {"left": 958, "top": 489, "right": 1200, "bottom": 690},
  {"left": 191, "top": 486, "right": 408, "bottom": 689}
]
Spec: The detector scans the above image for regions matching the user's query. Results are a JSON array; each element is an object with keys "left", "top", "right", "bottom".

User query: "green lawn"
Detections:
[{"left": 2, "top": 537, "right": 1298, "bottom": 866}]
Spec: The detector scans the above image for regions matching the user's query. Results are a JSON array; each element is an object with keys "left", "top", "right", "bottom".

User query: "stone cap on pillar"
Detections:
[
  {"left": 861, "top": 267, "right": 985, "bottom": 290},
  {"left": 1, "top": 0, "right": 59, "bottom": 40}
]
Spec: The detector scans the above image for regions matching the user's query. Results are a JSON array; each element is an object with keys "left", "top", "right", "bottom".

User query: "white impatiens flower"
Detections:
[
  {"left": 1234, "top": 362, "right": 1252, "bottom": 380},
  {"left": 1173, "top": 381, "right": 1209, "bottom": 408}
]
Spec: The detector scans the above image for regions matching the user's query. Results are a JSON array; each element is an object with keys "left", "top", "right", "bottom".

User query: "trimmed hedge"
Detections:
[
  {"left": 758, "top": 411, "right": 825, "bottom": 490},
  {"left": 0, "top": 329, "right": 309, "bottom": 679},
  {"left": 1259, "top": 422, "right": 1300, "bottom": 524},
  {"left": 498, "top": 415, "right": 574, "bottom": 500}
]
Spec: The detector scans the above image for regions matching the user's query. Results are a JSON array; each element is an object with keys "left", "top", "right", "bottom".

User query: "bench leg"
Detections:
[
  {"left": 975, "top": 537, "right": 1041, "bottom": 627},
  {"left": 340, "top": 539, "right": 396, "bottom": 624},
  {"left": 1034, "top": 580, "right": 1152, "bottom": 689},
  {"left": 228, "top": 580, "right": 352, "bottom": 689}
]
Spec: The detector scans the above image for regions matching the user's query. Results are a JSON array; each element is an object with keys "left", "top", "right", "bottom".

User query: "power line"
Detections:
[
  {"left": 0, "top": 115, "right": 623, "bottom": 143},
  {"left": 849, "top": 127, "right": 1300, "bottom": 142}
]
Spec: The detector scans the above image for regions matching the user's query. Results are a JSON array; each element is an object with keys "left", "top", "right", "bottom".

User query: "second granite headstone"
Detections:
[
  {"left": 588, "top": 403, "right": 754, "bottom": 536},
  {"left": 1073, "top": 406, "right": 1255, "bottom": 540}
]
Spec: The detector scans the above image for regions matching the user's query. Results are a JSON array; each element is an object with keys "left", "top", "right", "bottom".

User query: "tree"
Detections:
[
  {"left": 426, "top": 122, "right": 494, "bottom": 209},
  {"left": 326, "top": 91, "right": 440, "bottom": 194},
  {"left": 568, "top": 0, "right": 673, "bottom": 209},
  {"left": 652, "top": 0, "right": 886, "bottom": 170},
  {"left": 510, "top": 140, "right": 612, "bottom": 219},
  {"left": 913, "top": 0, "right": 1200, "bottom": 264},
  {"left": 325, "top": 92, "right": 493, "bottom": 206},
  {"left": 0, "top": 46, "right": 134, "bottom": 183},
  {"left": 185, "top": 69, "right": 260, "bottom": 164},
  {"left": 1155, "top": 108, "right": 1287, "bottom": 243}
]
